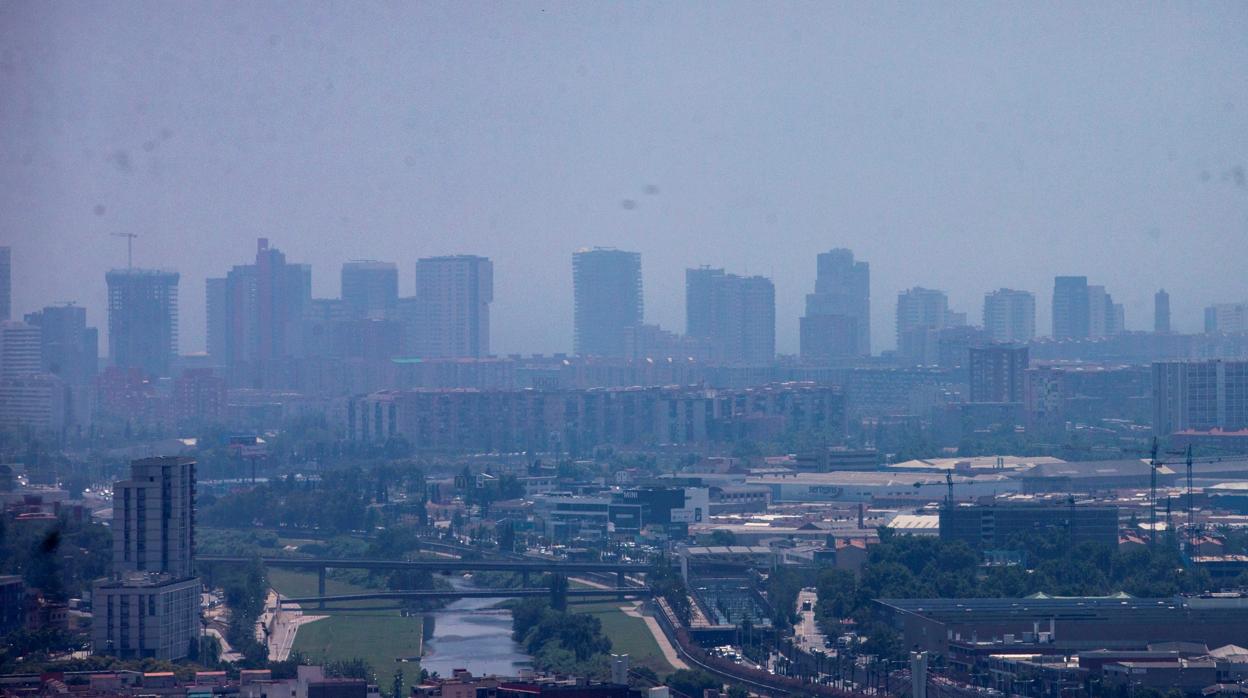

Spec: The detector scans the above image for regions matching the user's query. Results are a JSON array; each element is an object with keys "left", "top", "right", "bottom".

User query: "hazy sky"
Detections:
[{"left": 2, "top": 2, "right": 1246, "bottom": 355}]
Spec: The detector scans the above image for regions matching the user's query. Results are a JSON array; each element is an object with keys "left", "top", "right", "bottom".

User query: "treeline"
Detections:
[
  {"left": 510, "top": 599, "right": 613, "bottom": 679},
  {"left": 817, "top": 529, "right": 1217, "bottom": 660},
  {"left": 200, "top": 463, "right": 428, "bottom": 534},
  {"left": 219, "top": 556, "right": 269, "bottom": 665},
  {"left": 0, "top": 514, "right": 111, "bottom": 600}
]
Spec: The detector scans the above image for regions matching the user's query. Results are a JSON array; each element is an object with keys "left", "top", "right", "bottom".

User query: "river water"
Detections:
[{"left": 420, "top": 577, "right": 532, "bottom": 678}]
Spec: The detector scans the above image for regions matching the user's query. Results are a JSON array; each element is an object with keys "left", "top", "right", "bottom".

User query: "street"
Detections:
[{"left": 794, "top": 587, "right": 827, "bottom": 653}]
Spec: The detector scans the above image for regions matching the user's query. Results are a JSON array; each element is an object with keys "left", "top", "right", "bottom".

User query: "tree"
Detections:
[
  {"left": 665, "top": 669, "right": 719, "bottom": 697},
  {"left": 325, "top": 658, "right": 374, "bottom": 681},
  {"left": 630, "top": 666, "right": 660, "bottom": 688},
  {"left": 709, "top": 529, "right": 737, "bottom": 546}
]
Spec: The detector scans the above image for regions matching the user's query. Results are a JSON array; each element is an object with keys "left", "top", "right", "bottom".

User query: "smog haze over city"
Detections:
[
  {"left": 6, "top": 4, "right": 1248, "bottom": 698},
  {"left": 2, "top": 2, "right": 1246, "bottom": 354}
]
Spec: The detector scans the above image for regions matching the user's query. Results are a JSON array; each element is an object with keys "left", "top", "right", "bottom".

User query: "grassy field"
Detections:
[
  {"left": 574, "top": 600, "right": 675, "bottom": 677},
  {"left": 268, "top": 569, "right": 424, "bottom": 691}
]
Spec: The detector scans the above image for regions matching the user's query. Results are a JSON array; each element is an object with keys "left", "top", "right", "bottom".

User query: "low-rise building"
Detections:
[
  {"left": 878, "top": 595, "right": 1248, "bottom": 656},
  {"left": 92, "top": 573, "right": 200, "bottom": 661},
  {"left": 939, "top": 503, "right": 1120, "bottom": 550}
]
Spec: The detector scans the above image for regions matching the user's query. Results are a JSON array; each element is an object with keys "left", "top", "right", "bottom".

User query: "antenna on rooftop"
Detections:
[{"left": 111, "top": 232, "right": 138, "bottom": 270}]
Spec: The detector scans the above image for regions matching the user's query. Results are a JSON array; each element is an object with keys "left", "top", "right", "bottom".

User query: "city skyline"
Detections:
[
  {"left": 2, "top": 4, "right": 1245, "bottom": 356},
  {"left": 11, "top": 239, "right": 1248, "bottom": 362}
]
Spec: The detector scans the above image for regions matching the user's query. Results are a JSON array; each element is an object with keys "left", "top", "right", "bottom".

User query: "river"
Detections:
[{"left": 420, "top": 577, "right": 533, "bottom": 678}]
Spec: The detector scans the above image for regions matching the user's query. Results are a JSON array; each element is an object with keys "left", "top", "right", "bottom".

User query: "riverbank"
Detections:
[
  {"left": 568, "top": 578, "right": 681, "bottom": 676},
  {"left": 420, "top": 578, "right": 533, "bottom": 678},
  {"left": 267, "top": 569, "right": 425, "bottom": 690}
]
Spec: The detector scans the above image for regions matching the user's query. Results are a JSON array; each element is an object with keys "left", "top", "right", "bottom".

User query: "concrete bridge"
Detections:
[
  {"left": 197, "top": 555, "right": 657, "bottom": 606},
  {"left": 277, "top": 586, "right": 652, "bottom": 607}
]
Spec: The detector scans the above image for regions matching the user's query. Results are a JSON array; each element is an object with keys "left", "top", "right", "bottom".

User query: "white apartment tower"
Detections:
[
  {"left": 983, "top": 289, "right": 1036, "bottom": 343},
  {"left": 412, "top": 255, "right": 493, "bottom": 358},
  {"left": 112, "top": 457, "right": 197, "bottom": 578},
  {"left": 94, "top": 456, "right": 200, "bottom": 661}
]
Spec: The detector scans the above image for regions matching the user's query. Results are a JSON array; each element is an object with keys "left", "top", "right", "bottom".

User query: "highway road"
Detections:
[{"left": 794, "top": 587, "right": 828, "bottom": 653}]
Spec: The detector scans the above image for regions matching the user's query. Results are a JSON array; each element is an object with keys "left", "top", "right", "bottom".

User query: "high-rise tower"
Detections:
[
  {"left": 685, "top": 267, "right": 775, "bottom": 364},
  {"left": 1052, "top": 276, "right": 1090, "bottom": 339},
  {"left": 573, "top": 248, "right": 642, "bottom": 357},
  {"left": 983, "top": 289, "right": 1036, "bottom": 343},
  {"left": 0, "top": 247, "right": 10, "bottom": 322},
  {"left": 106, "top": 268, "right": 179, "bottom": 378},
  {"left": 342, "top": 260, "right": 399, "bottom": 320},
  {"left": 411, "top": 255, "right": 493, "bottom": 358},
  {"left": 800, "top": 248, "right": 870, "bottom": 361},
  {"left": 214, "top": 238, "right": 311, "bottom": 372},
  {"left": 24, "top": 304, "right": 98, "bottom": 385},
  {"left": 1155, "top": 289, "right": 1171, "bottom": 333},
  {"left": 111, "top": 457, "right": 197, "bottom": 578},
  {"left": 94, "top": 456, "right": 200, "bottom": 660}
]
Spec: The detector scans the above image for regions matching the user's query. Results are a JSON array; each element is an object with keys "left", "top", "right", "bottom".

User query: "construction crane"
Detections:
[
  {"left": 111, "top": 232, "right": 138, "bottom": 269},
  {"left": 1122, "top": 441, "right": 1237, "bottom": 550},
  {"left": 911, "top": 471, "right": 956, "bottom": 506}
]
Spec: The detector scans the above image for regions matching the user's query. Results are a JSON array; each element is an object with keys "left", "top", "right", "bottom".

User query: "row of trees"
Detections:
[
  {"left": 816, "top": 528, "right": 1219, "bottom": 661},
  {"left": 510, "top": 598, "right": 614, "bottom": 678},
  {"left": 0, "top": 515, "right": 111, "bottom": 601},
  {"left": 199, "top": 461, "right": 429, "bottom": 534}
]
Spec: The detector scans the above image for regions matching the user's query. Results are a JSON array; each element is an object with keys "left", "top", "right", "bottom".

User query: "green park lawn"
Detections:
[
  {"left": 573, "top": 600, "right": 675, "bottom": 677},
  {"left": 267, "top": 569, "right": 424, "bottom": 691}
]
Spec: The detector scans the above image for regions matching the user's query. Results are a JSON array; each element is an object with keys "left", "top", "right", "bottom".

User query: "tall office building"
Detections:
[
  {"left": 106, "top": 269, "right": 179, "bottom": 378},
  {"left": 215, "top": 239, "right": 311, "bottom": 371},
  {"left": 573, "top": 248, "right": 642, "bottom": 357},
  {"left": 342, "top": 260, "right": 398, "bottom": 320},
  {"left": 896, "top": 288, "right": 960, "bottom": 363},
  {"left": 685, "top": 267, "right": 721, "bottom": 340},
  {"left": 411, "top": 255, "right": 493, "bottom": 358},
  {"left": 24, "top": 304, "right": 98, "bottom": 385},
  {"left": 1088, "top": 285, "right": 1124, "bottom": 337},
  {"left": 94, "top": 456, "right": 199, "bottom": 660},
  {"left": 685, "top": 268, "right": 775, "bottom": 364},
  {"left": 1155, "top": 289, "right": 1171, "bottom": 334},
  {"left": 969, "top": 344, "right": 1029, "bottom": 403},
  {"left": 800, "top": 249, "right": 870, "bottom": 360},
  {"left": 0, "top": 321, "right": 41, "bottom": 379},
  {"left": 1153, "top": 360, "right": 1248, "bottom": 436},
  {"left": 0, "top": 247, "right": 9, "bottom": 321},
  {"left": 896, "top": 288, "right": 950, "bottom": 340},
  {"left": 983, "top": 289, "right": 1035, "bottom": 343},
  {"left": 0, "top": 373, "right": 70, "bottom": 433},
  {"left": 1204, "top": 303, "right": 1248, "bottom": 334},
  {"left": 204, "top": 277, "right": 227, "bottom": 364},
  {"left": 1052, "top": 276, "right": 1090, "bottom": 339}
]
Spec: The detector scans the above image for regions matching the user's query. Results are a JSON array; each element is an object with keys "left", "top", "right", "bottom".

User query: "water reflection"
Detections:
[{"left": 421, "top": 577, "right": 532, "bottom": 678}]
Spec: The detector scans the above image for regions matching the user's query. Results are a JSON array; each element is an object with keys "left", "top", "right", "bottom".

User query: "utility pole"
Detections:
[
  {"left": 1186, "top": 445, "right": 1195, "bottom": 547},
  {"left": 1067, "top": 494, "right": 1076, "bottom": 548},
  {"left": 1148, "top": 438, "right": 1160, "bottom": 548},
  {"left": 111, "top": 232, "right": 138, "bottom": 269}
]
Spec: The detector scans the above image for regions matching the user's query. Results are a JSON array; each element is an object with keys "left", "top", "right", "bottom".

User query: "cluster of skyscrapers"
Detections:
[
  {"left": 202, "top": 239, "right": 495, "bottom": 386},
  {"left": 35, "top": 242, "right": 1241, "bottom": 381}
]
